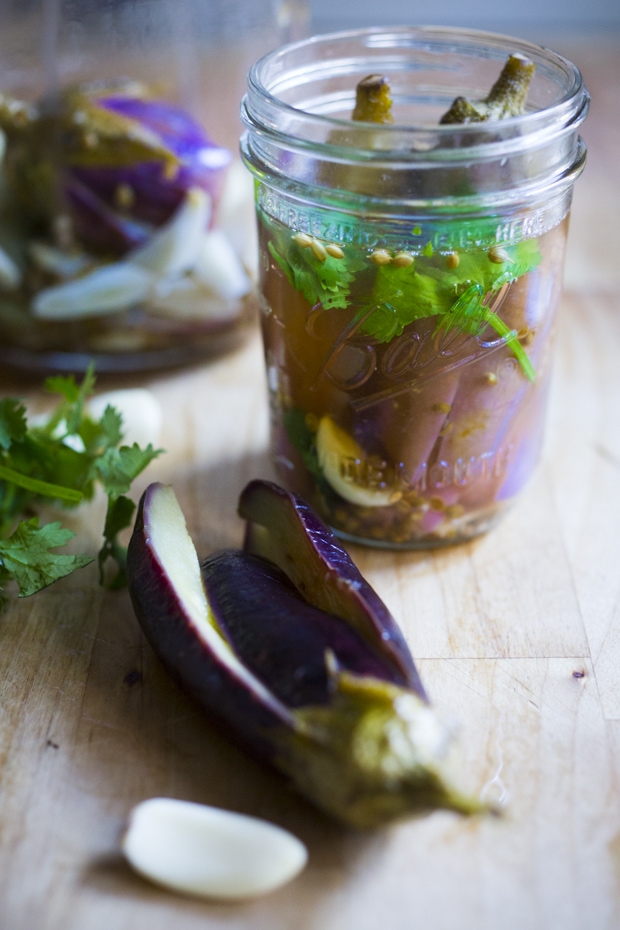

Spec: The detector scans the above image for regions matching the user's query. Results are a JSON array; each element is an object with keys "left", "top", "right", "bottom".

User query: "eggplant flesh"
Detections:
[
  {"left": 239, "top": 479, "right": 425, "bottom": 697},
  {"left": 200, "top": 549, "right": 407, "bottom": 708},
  {"left": 127, "top": 481, "right": 487, "bottom": 827}
]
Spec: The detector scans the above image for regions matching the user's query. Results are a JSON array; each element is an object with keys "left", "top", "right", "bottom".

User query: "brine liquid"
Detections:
[{"left": 257, "top": 214, "right": 569, "bottom": 547}]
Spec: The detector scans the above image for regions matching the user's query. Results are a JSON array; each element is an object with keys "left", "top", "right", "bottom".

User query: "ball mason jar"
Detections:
[
  {"left": 241, "top": 26, "right": 589, "bottom": 548},
  {"left": 0, "top": 0, "right": 309, "bottom": 374}
]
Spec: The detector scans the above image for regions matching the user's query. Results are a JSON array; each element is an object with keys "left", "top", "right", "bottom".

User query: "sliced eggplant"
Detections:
[
  {"left": 126, "top": 483, "right": 294, "bottom": 764},
  {"left": 238, "top": 478, "right": 425, "bottom": 696},
  {"left": 126, "top": 481, "right": 488, "bottom": 827},
  {"left": 200, "top": 548, "right": 407, "bottom": 707}
]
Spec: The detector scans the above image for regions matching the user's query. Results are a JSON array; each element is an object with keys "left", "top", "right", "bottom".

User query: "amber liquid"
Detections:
[{"left": 258, "top": 215, "right": 569, "bottom": 547}]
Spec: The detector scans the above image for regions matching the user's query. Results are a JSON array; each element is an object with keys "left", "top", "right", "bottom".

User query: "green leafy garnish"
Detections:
[
  {"left": 360, "top": 266, "right": 451, "bottom": 342},
  {"left": 282, "top": 408, "right": 323, "bottom": 483},
  {"left": 268, "top": 239, "right": 365, "bottom": 310},
  {"left": 267, "top": 216, "right": 542, "bottom": 379},
  {"left": 433, "top": 283, "right": 536, "bottom": 381},
  {"left": 359, "top": 239, "right": 540, "bottom": 379},
  {"left": 0, "top": 366, "right": 162, "bottom": 610},
  {"left": 0, "top": 519, "right": 93, "bottom": 601}
]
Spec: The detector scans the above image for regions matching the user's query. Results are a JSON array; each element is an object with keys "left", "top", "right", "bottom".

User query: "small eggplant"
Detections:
[
  {"left": 0, "top": 82, "right": 231, "bottom": 256},
  {"left": 126, "top": 481, "right": 487, "bottom": 828},
  {"left": 238, "top": 478, "right": 424, "bottom": 695}
]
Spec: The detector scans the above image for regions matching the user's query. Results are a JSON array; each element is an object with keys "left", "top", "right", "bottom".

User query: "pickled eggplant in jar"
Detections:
[
  {"left": 242, "top": 32, "right": 588, "bottom": 547},
  {"left": 0, "top": 0, "right": 308, "bottom": 373}
]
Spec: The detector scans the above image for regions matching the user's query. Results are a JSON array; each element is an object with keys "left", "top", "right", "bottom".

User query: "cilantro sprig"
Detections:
[
  {"left": 267, "top": 218, "right": 541, "bottom": 380},
  {"left": 0, "top": 366, "right": 162, "bottom": 611},
  {"left": 268, "top": 238, "right": 366, "bottom": 311},
  {"left": 357, "top": 239, "right": 541, "bottom": 380}
]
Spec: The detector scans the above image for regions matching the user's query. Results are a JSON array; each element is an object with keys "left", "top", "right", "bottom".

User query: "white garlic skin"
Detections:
[
  {"left": 88, "top": 389, "right": 162, "bottom": 449},
  {"left": 122, "top": 797, "right": 308, "bottom": 901}
]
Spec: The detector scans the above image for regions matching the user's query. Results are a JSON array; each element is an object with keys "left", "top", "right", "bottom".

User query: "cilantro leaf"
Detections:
[
  {"left": 0, "top": 367, "right": 163, "bottom": 611},
  {"left": 268, "top": 238, "right": 363, "bottom": 311},
  {"left": 0, "top": 518, "right": 93, "bottom": 598},
  {"left": 98, "top": 405, "right": 124, "bottom": 448},
  {"left": 361, "top": 266, "right": 452, "bottom": 342},
  {"left": 44, "top": 364, "right": 97, "bottom": 434},
  {"left": 92, "top": 444, "right": 161, "bottom": 584},
  {"left": 94, "top": 443, "right": 161, "bottom": 498},
  {"left": 361, "top": 239, "right": 542, "bottom": 378},
  {"left": 97, "top": 494, "right": 136, "bottom": 589},
  {"left": 267, "top": 218, "right": 542, "bottom": 379},
  {"left": 0, "top": 398, "right": 28, "bottom": 450}
]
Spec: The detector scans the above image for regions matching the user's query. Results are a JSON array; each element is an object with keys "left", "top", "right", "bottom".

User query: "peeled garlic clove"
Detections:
[
  {"left": 32, "top": 262, "right": 152, "bottom": 320},
  {"left": 150, "top": 276, "right": 242, "bottom": 322},
  {"left": 129, "top": 187, "right": 211, "bottom": 277},
  {"left": 317, "top": 415, "right": 401, "bottom": 507},
  {"left": 122, "top": 798, "right": 308, "bottom": 901},
  {"left": 193, "top": 229, "right": 250, "bottom": 300},
  {"left": 88, "top": 389, "right": 162, "bottom": 448},
  {"left": 216, "top": 159, "right": 257, "bottom": 271},
  {"left": 28, "top": 240, "right": 92, "bottom": 279},
  {"left": 0, "top": 244, "right": 21, "bottom": 290}
]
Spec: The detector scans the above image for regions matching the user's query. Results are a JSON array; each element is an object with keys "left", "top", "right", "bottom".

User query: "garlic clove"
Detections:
[
  {"left": 317, "top": 415, "right": 401, "bottom": 507},
  {"left": 150, "top": 276, "right": 243, "bottom": 322},
  {"left": 28, "top": 240, "right": 92, "bottom": 279},
  {"left": 129, "top": 187, "right": 211, "bottom": 277},
  {"left": 217, "top": 159, "right": 256, "bottom": 258},
  {"left": 88, "top": 389, "right": 162, "bottom": 448},
  {"left": 193, "top": 229, "right": 251, "bottom": 300},
  {"left": 31, "top": 262, "right": 153, "bottom": 320},
  {"left": 122, "top": 797, "right": 308, "bottom": 901},
  {"left": 0, "top": 243, "right": 21, "bottom": 290}
]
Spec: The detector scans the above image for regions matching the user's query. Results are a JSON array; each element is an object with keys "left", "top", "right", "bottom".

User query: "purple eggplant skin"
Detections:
[
  {"left": 200, "top": 549, "right": 410, "bottom": 707},
  {"left": 239, "top": 479, "right": 426, "bottom": 700},
  {"left": 126, "top": 487, "right": 295, "bottom": 764},
  {"left": 64, "top": 94, "right": 231, "bottom": 255},
  {"left": 0, "top": 83, "right": 231, "bottom": 257}
]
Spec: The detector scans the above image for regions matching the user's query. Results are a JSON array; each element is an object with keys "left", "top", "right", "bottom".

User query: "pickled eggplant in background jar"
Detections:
[
  {"left": 241, "top": 27, "right": 589, "bottom": 548},
  {"left": 0, "top": 0, "right": 309, "bottom": 373}
]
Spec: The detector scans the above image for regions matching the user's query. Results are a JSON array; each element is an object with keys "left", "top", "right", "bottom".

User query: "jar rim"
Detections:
[{"left": 243, "top": 24, "right": 589, "bottom": 157}]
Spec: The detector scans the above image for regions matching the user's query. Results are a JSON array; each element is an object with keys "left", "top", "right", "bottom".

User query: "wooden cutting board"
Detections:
[{"left": 1, "top": 36, "right": 619, "bottom": 930}]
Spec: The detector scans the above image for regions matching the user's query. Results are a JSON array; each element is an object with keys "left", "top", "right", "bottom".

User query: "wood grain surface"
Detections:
[{"left": 1, "top": 36, "right": 619, "bottom": 930}]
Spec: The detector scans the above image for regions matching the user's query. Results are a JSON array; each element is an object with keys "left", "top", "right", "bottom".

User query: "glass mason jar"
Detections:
[
  {"left": 241, "top": 26, "right": 589, "bottom": 548},
  {"left": 0, "top": 0, "right": 309, "bottom": 374}
]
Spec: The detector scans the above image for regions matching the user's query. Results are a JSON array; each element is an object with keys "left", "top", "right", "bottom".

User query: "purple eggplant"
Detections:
[
  {"left": 1, "top": 82, "right": 231, "bottom": 255},
  {"left": 126, "top": 481, "right": 487, "bottom": 827},
  {"left": 200, "top": 549, "right": 406, "bottom": 707},
  {"left": 238, "top": 478, "right": 425, "bottom": 696},
  {"left": 126, "top": 483, "right": 293, "bottom": 763}
]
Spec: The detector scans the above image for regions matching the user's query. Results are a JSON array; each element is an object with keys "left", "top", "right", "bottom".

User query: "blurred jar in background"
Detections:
[{"left": 0, "top": 0, "right": 309, "bottom": 374}]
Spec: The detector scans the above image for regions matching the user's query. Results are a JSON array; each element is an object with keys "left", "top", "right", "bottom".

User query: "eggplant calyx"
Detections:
[
  {"left": 58, "top": 85, "right": 180, "bottom": 172},
  {"left": 352, "top": 75, "right": 394, "bottom": 125},
  {"left": 440, "top": 53, "right": 536, "bottom": 124},
  {"left": 279, "top": 668, "right": 488, "bottom": 828}
]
